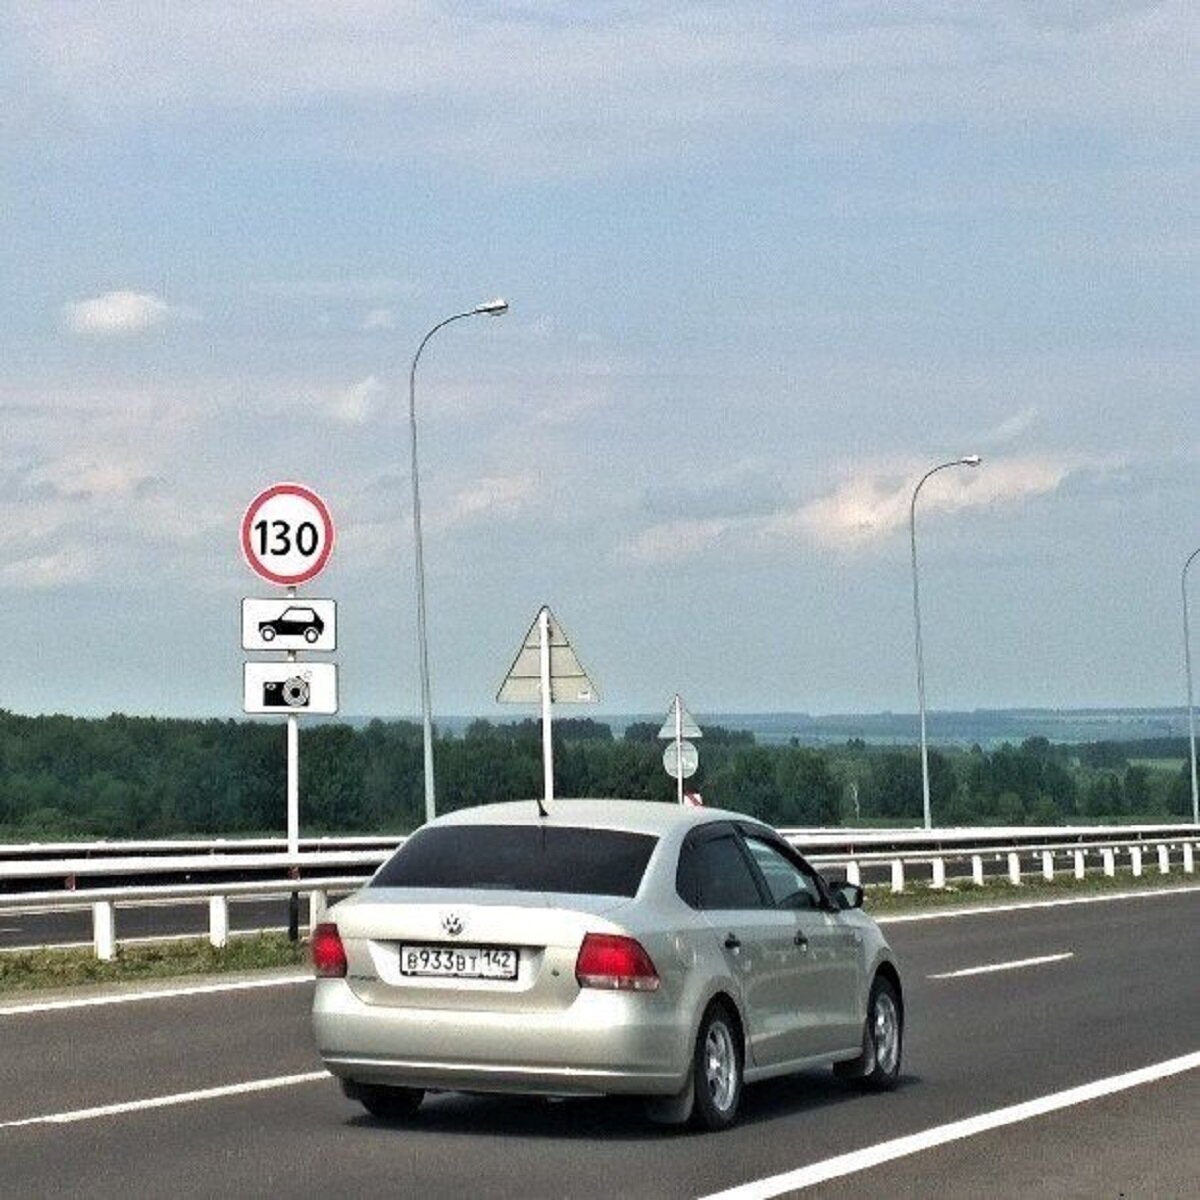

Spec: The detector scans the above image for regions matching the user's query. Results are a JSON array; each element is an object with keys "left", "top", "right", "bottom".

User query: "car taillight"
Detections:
[
  {"left": 575, "top": 933, "right": 660, "bottom": 992},
  {"left": 311, "top": 922, "right": 347, "bottom": 978}
]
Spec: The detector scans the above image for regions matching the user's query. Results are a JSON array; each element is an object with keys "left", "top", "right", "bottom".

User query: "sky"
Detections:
[{"left": 0, "top": 2, "right": 1196, "bottom": 722}]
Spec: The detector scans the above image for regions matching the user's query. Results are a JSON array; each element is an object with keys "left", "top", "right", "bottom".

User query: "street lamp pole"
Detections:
[
  {"left": 408, "top": 298, "right": 508, "bottom": 824},
  {"left": 1182, "top": 547, "right": 1200, "bottom": 826},
  {"left": 910, "top": 454, "right": 982, "bottom": 830}
]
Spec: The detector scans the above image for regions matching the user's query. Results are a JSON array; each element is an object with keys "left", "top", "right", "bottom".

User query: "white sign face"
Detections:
[
  {"left": 663, "top": 739, "right": 700, "bottom": 779},
  {"left": 243, "top": 662, "right": 338, "bottom": 715},
  {"left": 242, "top": 598, "right": 337, "bottom": 651},
  {"left": 241, "top": 482, "right": 335, "bottom": 586}
]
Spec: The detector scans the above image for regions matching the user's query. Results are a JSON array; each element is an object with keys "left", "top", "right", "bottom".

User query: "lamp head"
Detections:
[
  {"left": 960, "top": 454, "right": 983, "bottom": 467},
  {"left": 474, "top": 298, "right": 509, "bottom": 316}
]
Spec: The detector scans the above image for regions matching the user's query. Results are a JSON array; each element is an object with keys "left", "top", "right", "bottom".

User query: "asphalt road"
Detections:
[{"left": 1, "top": 887, "right": 1196, "bottom": 1199}]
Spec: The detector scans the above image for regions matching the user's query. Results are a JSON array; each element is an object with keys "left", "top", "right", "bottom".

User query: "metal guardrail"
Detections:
[{"left": 0, "top": 826, "right": 1196, "bottom": 960}]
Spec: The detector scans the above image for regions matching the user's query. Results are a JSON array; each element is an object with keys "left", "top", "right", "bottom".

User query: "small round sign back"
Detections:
[{"left": 241, "top": 482, "right": 335, "bottom": 586}]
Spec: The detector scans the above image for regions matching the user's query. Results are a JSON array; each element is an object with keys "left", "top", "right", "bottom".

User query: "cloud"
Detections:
[
  {"left": 788, "top": 455, "right": 1108, "bottom": 548},
  {"left": 0, "top": 548, "right": 95, "bottom": 591},
  {"left": 620, "top": 454, "right": 1118, "bottom": 562},
  {"left": 62, "top": 290, "right": 191, "bottom": 337},
  {"left": 982, "top": 406, "right": 1039, "bottom": 446},
  {"left": 8, "top": 3, "right": 1193, "bottom": 180},
  {"left": 362, "top": 308, "right": 396, "bottom": 331},
  {"left": 326, "top": 375, "right": 386, "bottom": 424},
  {"left": 439, "top": 473, "right": 537, "bottom": 527}
]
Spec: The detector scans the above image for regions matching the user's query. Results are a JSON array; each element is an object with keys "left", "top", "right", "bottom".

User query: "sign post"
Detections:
[
  {"left": 498, "top": 605, "right": 598, "bottom": 808},
  {"left": 659, "top": 695, "right": 702, "bottom": 804},
  {"left": 240, "top": 482, "right": 336, "bottom": 939}
]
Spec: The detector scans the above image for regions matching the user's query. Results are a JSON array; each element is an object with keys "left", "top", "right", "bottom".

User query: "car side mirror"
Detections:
[{"left": 828, "top": 879, "right": 864, "bottom": 910}]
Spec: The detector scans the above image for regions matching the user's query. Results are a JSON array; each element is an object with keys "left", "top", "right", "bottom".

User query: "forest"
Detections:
[{"left": 0, "top": 710, "right": 1192, "bottom": 840}]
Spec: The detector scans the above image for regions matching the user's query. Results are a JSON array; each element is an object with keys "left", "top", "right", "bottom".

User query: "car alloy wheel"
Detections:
[{"left": 692, "top": 1003, "right": 743, "bottom": 1130}]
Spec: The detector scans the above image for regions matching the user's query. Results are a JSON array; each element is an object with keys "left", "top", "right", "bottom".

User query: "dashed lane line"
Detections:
[
  {"left": 0, "top": 1071, "right": 330, "bottom": 1131},
  {"left": 698, "top": 1050, "right": 1200, "bottom": 1199},
  {"left": 928, "top": 951, "right": 1074, "bottom": 979}
]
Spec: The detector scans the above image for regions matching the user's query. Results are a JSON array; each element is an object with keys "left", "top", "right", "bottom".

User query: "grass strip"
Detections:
[
  {"left": 0, "top": 932, "right": 307, "bottom": 995},
  {"left": 863, "top": 866, "right": 1197, "bottom": 915}
]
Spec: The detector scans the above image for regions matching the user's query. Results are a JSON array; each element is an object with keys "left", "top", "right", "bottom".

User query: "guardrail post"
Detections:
[
  {"left": 309, "top": 888, "right": 328, "bottom": 928},
  {"left": 1102, "top": 848, "right": 1116, "bottom": 877},
  {"left": 1130, "top": 846, "right": 1142, "bottom": 877},
  {"left": 1184, "top": 842, "right": 1195, "bottom": 874},
  {"left": 1007, "top": 852, "right": 1021, "bottom": 885},
  {"left": 208, "top": 895, "right": 229, "bottom": 948},
  {"left": 93, "top": 901, "right": 115, "bottom": 961},
  {"left": 1156, "top": 844, "right": 1169, "bottom": 875},
  {"left": 971, "top": 855, "right": 984, "bottom": 886},
  {"left": 931, "top": 858, "right": 946, "bottom": 889},
  {"left": 1041, "top": 851, "right": 1054, "bottom": 882},
  {"left": 890, "top": 859, "right": 905, "bottom": 894},
  {"left": 1074, "top": 850, "right": 1086, "bottom": 880}
]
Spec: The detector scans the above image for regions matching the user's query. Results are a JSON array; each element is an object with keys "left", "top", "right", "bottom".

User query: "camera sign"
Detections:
[
  {"left": 243, "top": 662, "right": 338, "bottom": 715},
  {"left": 242, "top": 598, "right": 337, "bottom": 651},
  {"left": 240, "top": 482, "right": 335, "bottom": 586}
]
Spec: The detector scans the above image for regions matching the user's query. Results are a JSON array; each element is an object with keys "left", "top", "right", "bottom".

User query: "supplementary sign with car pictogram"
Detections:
[
  {"left": 241, "top": 598, "right": 337, "bottom": 651},
  {"left": 240, "top": 482, "right": 335, "bottom": 586}
]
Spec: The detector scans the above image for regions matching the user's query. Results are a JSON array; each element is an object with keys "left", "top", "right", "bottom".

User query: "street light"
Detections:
[
  {"left": 910, "top": 454, "right": 982, "bottom": 830},
  {"left": 1182, "top": 547, "right": 1200, "bottom": 826},
  {"left": 408, "top": 299, "right": 508, "bottom": 823}
]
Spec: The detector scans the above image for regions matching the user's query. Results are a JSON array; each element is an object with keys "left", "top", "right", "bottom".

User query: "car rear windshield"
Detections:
[{"left": 369, "top": 825, "right": 658, "bottom": 897}]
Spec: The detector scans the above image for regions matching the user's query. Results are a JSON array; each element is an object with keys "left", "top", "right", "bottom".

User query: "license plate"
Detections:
[{"left": 400, "top": 944, "right": 518, "bottom": 980}]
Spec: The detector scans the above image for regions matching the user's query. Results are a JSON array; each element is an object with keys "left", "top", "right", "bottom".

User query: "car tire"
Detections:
[
  {"left": 690, "top": 1002, "right": 743, "bottom": 1131},
  {"left": 304, "top": 627, "right": 319, "bottom": 643},
  {"left": 835, "top": 974, "right": 903, "bottom": 1090},
  {"left": 349, "top": 1082, "right": 424, "bottom": 1120},
  {"left": 260, "top": 627, "right": 275, "bottom": 641}
]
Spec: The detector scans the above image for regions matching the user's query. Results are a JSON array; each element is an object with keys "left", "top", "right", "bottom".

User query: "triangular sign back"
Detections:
[
  {"left": 496, "top": 607, "right": 599, "bottom": 704},
  {"left": 657, "top": 702, "right": 703, "bottom": 740}
]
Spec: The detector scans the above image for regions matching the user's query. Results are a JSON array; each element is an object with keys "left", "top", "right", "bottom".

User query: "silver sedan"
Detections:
[{"left": 311, "top": 799, "right": 903, "bottom": 1131}]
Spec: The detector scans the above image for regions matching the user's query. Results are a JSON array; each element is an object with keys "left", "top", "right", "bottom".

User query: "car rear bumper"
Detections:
[{"left": 312, "top": 979, "right": 690, "bottom": 1097}]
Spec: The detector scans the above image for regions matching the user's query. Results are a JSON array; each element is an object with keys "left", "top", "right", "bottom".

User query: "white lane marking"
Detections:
[
  {"left": 699, "top": 1049, "right": 1200, "bottom": 1200},
  {"left": 928, "top": 951, "right": 1074, "bottom": 979},
  {"left": 877, "top": 883, "right": 1200, "bottom": 925},
  {"left": 0, "top": 927, "right": 21, "bottom": 934},
  {"left": 0, "top": 1071, "right": 330, "bottom": 1131},
  {"left": 0, "top": 973, "right": 311, "bottom": 1017}
]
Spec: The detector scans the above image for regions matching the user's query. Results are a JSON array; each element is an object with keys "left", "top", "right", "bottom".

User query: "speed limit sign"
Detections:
[{"left": 240, "top": 482, "right": 335, "bottom": 586}]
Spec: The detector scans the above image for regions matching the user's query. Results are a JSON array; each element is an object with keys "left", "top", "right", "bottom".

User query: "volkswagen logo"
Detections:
[{"left": 441, "top": 913, "right": 464, "bottom": 937}]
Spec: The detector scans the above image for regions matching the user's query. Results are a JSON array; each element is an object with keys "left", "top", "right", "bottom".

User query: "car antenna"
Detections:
[{"left": 535, "top": 794, "right": 548, "bottom": 819}]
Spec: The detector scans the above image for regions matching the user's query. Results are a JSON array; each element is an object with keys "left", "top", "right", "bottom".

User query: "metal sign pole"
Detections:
[
  {"left": 286, "top": 585, "right": 300, "bottom": 941},
  {"left": 539, "top": 606, "right": 554, "bottom": 806},
  {"left": 674, "top": 694, "right": 684, "bottom": 806}
]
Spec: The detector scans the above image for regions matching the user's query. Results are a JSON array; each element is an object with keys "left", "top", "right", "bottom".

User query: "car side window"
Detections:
[
  {"left": 742, "top": 836, "right": 824, "bottom": 911},
  {"left": 677, "top": 832, "right": 765, "bottom": 911}
]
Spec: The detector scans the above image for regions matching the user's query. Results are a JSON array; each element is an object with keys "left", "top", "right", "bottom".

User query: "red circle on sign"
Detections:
[{"left": 240, "top": 482, "right": 335, "bottom": 586}]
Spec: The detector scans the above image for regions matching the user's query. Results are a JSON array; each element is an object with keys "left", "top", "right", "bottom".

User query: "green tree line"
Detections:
[{"left": 0, "top": 711, "right": 1191, "bottom": 841}]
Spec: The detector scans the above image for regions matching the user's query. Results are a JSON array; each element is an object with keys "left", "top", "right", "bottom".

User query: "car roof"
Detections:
[{"left": 428, "top": 798, "right": 762, "bottom": 838}]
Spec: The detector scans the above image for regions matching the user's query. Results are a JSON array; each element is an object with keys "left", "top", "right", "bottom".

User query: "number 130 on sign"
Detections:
[{"left": 241, "top": 482, "right": 335, "bottom": 586}]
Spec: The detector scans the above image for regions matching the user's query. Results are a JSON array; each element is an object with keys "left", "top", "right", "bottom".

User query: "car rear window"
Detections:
[{"left": 370, "top": 825, "right": 657, "bottom": 897}]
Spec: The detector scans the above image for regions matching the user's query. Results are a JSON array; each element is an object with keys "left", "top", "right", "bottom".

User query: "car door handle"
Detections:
[
  {"left": 724, "top": 933, "right": 741, "bottom": 951},
  {"left": 793, "top": 931, "right": 809, "bottom": 949}
]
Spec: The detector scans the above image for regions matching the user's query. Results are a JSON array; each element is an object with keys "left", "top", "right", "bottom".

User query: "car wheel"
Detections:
[
  {"left": 691, "top": 1002, "right": 743, "bottom": 1131},
  {"left": 349, "top": 1082, "right": 424, "bottom": 1120},
  {"left": 304, "top": 627, "right": 319, "bottom": 643},
  {"left": 260, "top": 627, "right": 275, "bottom": 641},
  {"left": 836, "top": 974, "right": 903, "bottom": 1090}
]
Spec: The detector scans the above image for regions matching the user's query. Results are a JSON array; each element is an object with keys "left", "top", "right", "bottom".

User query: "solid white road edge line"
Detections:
[
  {"left": 0, "top": 973, "right": 311, "bottom": 1017},
  {"left": 0, "top": 1071, "right": 330, "bottom": 1131},
  {"left": 698, "top": 1050, "right": 1200, "bottom": 1200},
  {"left": 877, "top": 882, "right": 1200, "bottom": 925},
  {"left": 928, "top": 951, "right": 1074, "bottom": 980}
]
